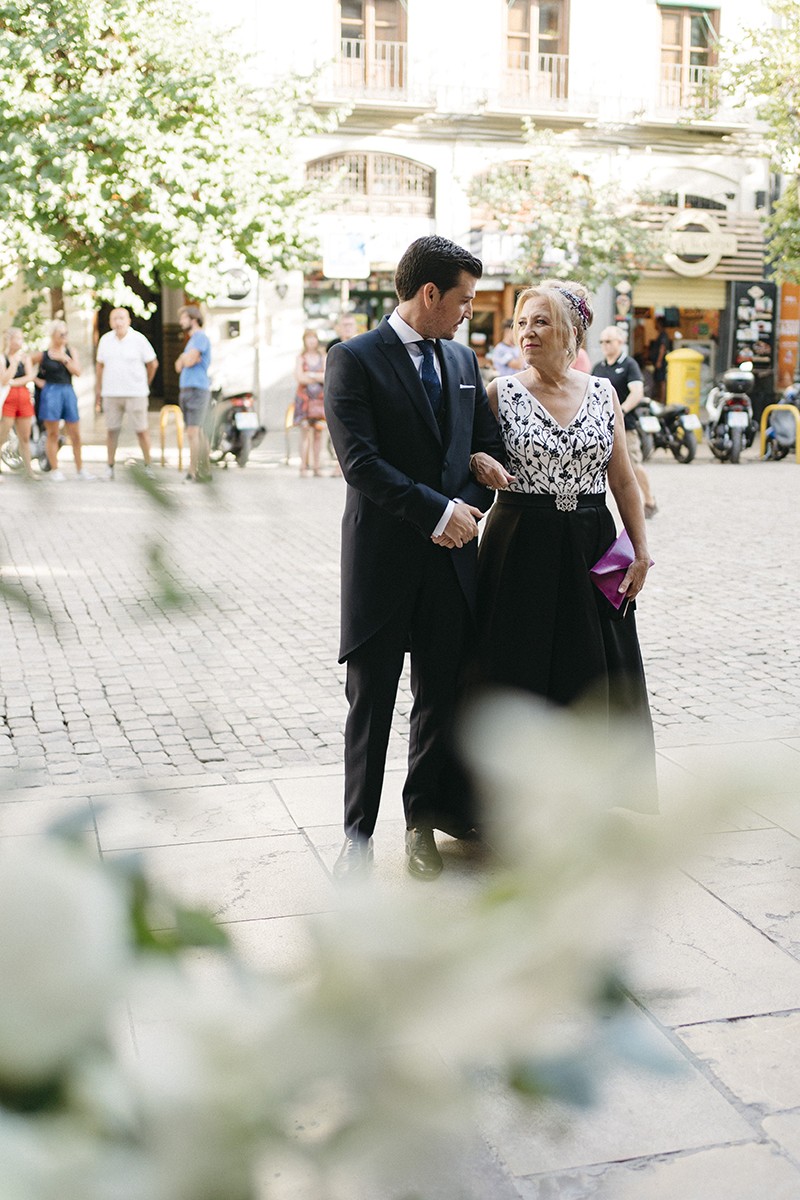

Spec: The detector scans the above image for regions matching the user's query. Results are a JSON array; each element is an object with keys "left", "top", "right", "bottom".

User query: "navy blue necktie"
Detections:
[{"left": 416, "top": 339, "right": 443, "bottom": 420}]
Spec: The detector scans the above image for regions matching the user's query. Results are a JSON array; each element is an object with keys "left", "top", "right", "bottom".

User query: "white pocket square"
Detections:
[{"left": 459, "top": 384, "right": 475, "bottom": 390}]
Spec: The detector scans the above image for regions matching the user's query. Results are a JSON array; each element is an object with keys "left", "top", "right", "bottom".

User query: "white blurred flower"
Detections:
[
  {"left": 0, "top": 841, "right": 131, "bottom": 1083},
  {"left": 0, "top": 1111, "right": 151, "bottom": 1200}
]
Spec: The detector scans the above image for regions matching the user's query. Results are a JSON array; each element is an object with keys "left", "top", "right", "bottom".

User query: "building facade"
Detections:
[{"left": 235, "top": 0, "right": 779, "bottom": 405}]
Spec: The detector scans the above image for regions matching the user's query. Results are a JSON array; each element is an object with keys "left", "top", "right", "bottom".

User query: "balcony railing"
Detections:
[
  {"left": 499, "top": 51, "right": 568, "bottom": 108},
  {"left": 334, "top": 38, "right": 406, "bottom": 98},
  {"left": 659, "top": 62, "right": 718, "bottom": 115}
]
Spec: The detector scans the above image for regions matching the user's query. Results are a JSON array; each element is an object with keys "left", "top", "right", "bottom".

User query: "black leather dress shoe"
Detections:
[
  {"left": 333, "top": 836, "right": 374, "bottom": 881},
  {"left": 405, "top": 827, "right": 443, "bottom": 880}
]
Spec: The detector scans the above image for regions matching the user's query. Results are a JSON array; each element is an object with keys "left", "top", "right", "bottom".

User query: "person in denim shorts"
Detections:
[
  {"left": 174, "top": 305, "right": 211, "bottom": 481},
  {"left": 35, "top": 320, "right": 94, "bottom": 481}
]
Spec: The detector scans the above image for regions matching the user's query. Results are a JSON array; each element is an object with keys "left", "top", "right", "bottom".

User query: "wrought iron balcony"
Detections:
[
  {"left": 499, "top": 51, "right": 569, "bottom": 108},
  {"left": 333, "top": 38, "right": 407, "bottom": 99},
  {"left": 658, "top": 62, "right": 718, "bottom": 116}
]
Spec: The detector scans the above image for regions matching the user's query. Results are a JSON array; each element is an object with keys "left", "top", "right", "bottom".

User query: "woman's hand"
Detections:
[
  {"left": 469, "top": 452, "right": 516, "bottom": 490},
  {"left": 619, "top": 556, "right": 651, "bottom": 601}
]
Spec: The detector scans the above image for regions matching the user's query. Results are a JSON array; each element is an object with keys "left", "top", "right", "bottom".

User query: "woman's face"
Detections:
[
  {"left": 304, "top": 332, "right": 319, "bottom": 352},
  {"left": 517, "top": 296, "right": 567, "bottom": 364},
  {"left": 7, "top": 330, "right": 23, "bottom": 354},
  {"left": 51, "top": 324, "right": 67, "bottom": 344}
]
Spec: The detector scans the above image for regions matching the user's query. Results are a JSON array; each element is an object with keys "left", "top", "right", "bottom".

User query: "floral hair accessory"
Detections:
[{"left": 554, "top": 288, "right": 592, "bottom": 331}]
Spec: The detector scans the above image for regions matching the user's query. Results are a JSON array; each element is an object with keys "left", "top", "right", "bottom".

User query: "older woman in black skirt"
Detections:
[{"left": 470, "top": 281, "right": 657, "bottom": 811}]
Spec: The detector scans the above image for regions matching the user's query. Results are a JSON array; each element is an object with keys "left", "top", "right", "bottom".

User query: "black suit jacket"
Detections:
[{"left": 325, "top": 317, "right": 504, "bottom": 662}]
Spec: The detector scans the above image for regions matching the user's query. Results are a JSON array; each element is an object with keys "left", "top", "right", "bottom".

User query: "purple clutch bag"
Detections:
[{"left": 590, "top": 529, "right": 653, "bottom": 610}]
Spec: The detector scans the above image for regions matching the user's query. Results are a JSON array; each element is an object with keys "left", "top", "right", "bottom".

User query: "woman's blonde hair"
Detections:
[
  {"left": 302, "top": 328, "right": 320, "bottom": 349},
  {"left": 513, "top": 279, "right": 594, "bottom": 364},
  {"left": 49, "top": 319, "right": 68, "bottom": 337}
]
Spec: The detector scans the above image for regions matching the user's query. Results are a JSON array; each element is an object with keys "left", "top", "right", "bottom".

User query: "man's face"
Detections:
[
  {"left": 110, "top": 309, "right": 131, "bottom": 338},
  {"left": 179, "top": 313, "right": 192, "bottom": 333},
  {"left": 426, "top": 271, "right": 477, "bottom": 340},
  {"left": 337, "top": 315, "right": 358, "bottom": 341},
  {"left": 599, "top": 333, "right": 623, "bottom": 364}
]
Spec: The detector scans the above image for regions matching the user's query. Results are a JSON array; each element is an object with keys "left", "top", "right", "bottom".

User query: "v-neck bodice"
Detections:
[{"left": 498, "top": 373, "right": 616, "bottom": 497}]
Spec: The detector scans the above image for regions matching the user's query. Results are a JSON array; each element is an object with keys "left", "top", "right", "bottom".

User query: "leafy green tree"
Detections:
[
  {"left": 0, "top": 0, "right": 327, "bottom": 311},
  {"left": 722, "top": 0, "right": 800, "bottom": 281},
  {"left": 467, "top": 126, "right": 663, "bottom": 291}
]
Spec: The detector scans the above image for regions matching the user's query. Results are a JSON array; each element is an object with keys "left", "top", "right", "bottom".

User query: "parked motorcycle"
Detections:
[
  {"left": 763, "top": 383, "right": 799, "bottom": 461},
  {"left": 704, "top": 365, "right": 757, "bottom": 464},
  {"left": 207, "top": 388, "right": 266, "bottom": 468},
  {"left": 636, "top": 399, "right": 701, "bottom": 464}
]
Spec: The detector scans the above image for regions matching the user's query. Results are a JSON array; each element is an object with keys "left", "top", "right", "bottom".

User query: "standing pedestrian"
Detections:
[
  {"left": 174, "top": 305, "right": 211, "bottom": 482},
  {"left": 95, "top": 308, "right": 158, "bottom": 479},
  {"left": 592, "top": 326, "right": 657, "bottom": 518},
  {"left": 293, "top": 330, "right": 327, "bottom": 477},
  {"left": 648, "top": 316, "right": 672, "bottom": 404},
  {"left": 35, "top": 320, "right": 94, "bottom": 481},
  {"left": 488, "top": 318, "right": 524, "bottom": 377},
  {"left": 0, "top": 328, "right": 38, "bottom": 478},
  {"left": 324, "top": 235, "right": 504, "bottom": 881},
  {"left": 327, "top": 312, "right": 359, "bottom": 350}
]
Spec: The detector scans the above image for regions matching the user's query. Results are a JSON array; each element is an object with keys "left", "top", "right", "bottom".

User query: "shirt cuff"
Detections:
[{"left": 432, "top": 500, "right": 455, "bottom": 538}]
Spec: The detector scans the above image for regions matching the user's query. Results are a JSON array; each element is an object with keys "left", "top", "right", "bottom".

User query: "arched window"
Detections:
[{"left": 306, "top": 152, "right": 434, "bottom": 217}]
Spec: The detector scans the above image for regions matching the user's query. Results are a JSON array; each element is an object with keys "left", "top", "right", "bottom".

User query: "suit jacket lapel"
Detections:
[{"left": 376, "top": 319, "right": 442, "bottom": 444}]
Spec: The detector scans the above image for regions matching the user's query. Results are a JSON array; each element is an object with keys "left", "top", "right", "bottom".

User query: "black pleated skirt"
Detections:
[{"left": 477, "top": 491, "right": 657, "bottom": 811}]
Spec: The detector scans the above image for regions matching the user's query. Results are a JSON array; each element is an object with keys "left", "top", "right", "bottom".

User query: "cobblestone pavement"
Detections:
[{"left": 1, "top": 432, "right": 799, "bottom": 786}]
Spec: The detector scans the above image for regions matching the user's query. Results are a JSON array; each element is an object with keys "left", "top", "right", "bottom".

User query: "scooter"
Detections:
[
  {"left": 763, "top": 384, "right": 799, "bottom": 461},
  {"left": 704, "top": 365, "right": 757, "bottom": 464},
  {"left": 636, "top": 399, "right": 701, "bottom": 464},
  {"left": 207, "top": 388, "right": 266, "bottom": 468}
]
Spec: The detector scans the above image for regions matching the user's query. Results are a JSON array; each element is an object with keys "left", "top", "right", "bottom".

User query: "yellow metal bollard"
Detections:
[
  {"left": 160, "top": 404, "right": 185, "bottom": 470},
  {"left": 759, "top": 404, "right": 800, "bottom": 463}
]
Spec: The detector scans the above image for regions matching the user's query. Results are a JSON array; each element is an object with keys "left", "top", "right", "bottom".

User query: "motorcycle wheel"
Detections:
[
  {"left": 729, "top": 428, "right": 743, "bottom": 464},
  {"left": 638, "top": 431, "right": 654, "bottom": 461},
  {"left": 0, "top": 430, "right": 25, "bottom": 473},
  {"left": 671, "top": 428, "right": 697, "bottom": 464},
  {"left": 235, "top": 433, "right": 252, "bottom": 467}
]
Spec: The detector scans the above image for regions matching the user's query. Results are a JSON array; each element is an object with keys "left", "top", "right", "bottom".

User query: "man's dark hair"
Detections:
[
  {"left": 394, "top": 236, "right": 482, "bottom": 302},
  {"left": 179, "top": 304, "right": 204, "bottom": 327}
]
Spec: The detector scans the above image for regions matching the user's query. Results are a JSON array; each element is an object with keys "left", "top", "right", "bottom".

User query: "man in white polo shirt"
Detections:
[{"left": 95, "top": 308, "right": 158, "bottom": 479}]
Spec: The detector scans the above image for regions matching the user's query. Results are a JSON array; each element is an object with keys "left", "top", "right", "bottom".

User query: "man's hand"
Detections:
[{"left": 432, "top": 502, "right": 484, "bottom": 549}]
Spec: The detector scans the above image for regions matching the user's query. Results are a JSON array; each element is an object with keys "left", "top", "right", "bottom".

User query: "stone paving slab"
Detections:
[
  {"left": 624, "top": 872, "right": 800, "bottom": 1027},
  {"left": 677, "top": 1012, "right": 800, "bottom": 1112},
  {"left": 473, "top": 1003, "right": 755, "bottom": 1177},
  {"left": 514, "top": 1142, "right": 800, "bottom": 1200}
]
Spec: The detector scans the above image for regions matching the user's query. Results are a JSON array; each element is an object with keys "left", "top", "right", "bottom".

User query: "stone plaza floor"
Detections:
[{"left": 1, "top": 421, "right": 800, "bottom": 1198}]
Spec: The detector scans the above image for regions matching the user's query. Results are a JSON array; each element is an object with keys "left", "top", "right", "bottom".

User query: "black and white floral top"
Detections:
[{"left": 498, "top": 374, "right": 616, "bottom": 510}]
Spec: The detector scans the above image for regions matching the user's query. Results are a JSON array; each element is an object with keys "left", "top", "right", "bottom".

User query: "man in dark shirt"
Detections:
[
  {"left": 592, "top": 325, "right": 657, "bottom": 517},
  {"left": 648, "top": 316, "right": 672, "bottom": 403}
]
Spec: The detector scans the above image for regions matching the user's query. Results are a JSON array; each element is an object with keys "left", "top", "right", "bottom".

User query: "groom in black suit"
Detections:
[{"left": 324, "top": 236, "right": 504, "bottom": 881}]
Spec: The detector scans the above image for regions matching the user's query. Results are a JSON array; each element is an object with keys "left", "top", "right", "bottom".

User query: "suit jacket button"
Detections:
[{"left": 443, "top": 460, "right": 449, "bottom": 469}]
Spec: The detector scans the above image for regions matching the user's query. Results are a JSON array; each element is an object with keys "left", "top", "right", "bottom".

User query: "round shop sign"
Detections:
[{"left": 663, "top": 210, "right": 738, "bottom": 278}]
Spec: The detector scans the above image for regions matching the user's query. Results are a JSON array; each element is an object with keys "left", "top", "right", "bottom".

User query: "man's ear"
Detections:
[{"left": 421, "top": 282, "right": 439, "bottom": 309}]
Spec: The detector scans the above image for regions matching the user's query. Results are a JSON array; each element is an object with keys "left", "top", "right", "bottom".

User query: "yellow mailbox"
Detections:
[{"left": 665, "top": 347, "right": 704, "bottom": 417}]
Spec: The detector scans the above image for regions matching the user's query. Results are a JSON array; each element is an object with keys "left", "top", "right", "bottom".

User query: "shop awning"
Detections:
[{"left": 634, "top": 277, "right": 727, "bottom": 310}]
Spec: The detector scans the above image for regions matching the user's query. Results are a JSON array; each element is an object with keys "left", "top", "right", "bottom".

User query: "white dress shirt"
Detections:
[{"left": 387, "top": 309, "right": 453, "bottom": 538}]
